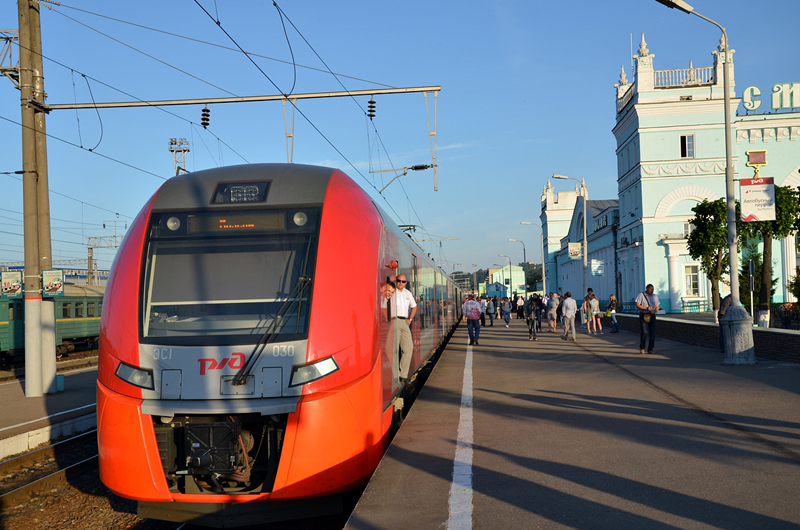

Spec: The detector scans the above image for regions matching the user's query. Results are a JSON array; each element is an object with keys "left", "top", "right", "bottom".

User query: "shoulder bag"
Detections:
[{"left": 641, "top": 292, "right": 652, "bottom": 323}]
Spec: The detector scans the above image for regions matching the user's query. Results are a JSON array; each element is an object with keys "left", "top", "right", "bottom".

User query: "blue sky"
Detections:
[{"left": 1, "top": 0, "right": 798, "bottom": 274}]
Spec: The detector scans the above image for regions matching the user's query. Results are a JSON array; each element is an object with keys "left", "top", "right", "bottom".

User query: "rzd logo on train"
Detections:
[{"left": 198, "top": 352, "right": 245, "bottom": 375}]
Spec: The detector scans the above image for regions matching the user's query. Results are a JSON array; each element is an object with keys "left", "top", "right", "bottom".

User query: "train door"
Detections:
[{"left": 379, "top": 229, "right": 399, "bottom": 408}]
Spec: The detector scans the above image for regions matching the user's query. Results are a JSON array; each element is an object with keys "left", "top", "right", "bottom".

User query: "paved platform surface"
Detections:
[
  {"left": 346, "top": 318, "right": 800, "bottom": 529},
  {"left": 0, "top": 366, "right": 97, "bottom": 441}
]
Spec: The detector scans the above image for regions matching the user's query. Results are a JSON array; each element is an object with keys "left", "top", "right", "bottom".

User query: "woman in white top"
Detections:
[{"left": 589, "top": 294, "right": 602, "bottom": 335}]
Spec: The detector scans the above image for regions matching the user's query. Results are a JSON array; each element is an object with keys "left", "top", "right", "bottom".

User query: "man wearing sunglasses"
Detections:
[{"left": 392, "top": 274, "right": 417, "bottom": 384}]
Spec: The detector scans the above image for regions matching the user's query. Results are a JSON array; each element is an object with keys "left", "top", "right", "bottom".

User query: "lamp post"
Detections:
[
  {"left": 499, "top": 254, "right": 511, "bottom": 298},
  {"left": 520, "top": 221, "right": 546, "bottom": 294},
  {"left": 508, "top": 239, "right": 527, "bottom": 299},
  {"left": 654, "top": 0, "right": 754, "bottom": 364},
  {"left": 552, "top": 174, "right": 588, "bottom": 299}
]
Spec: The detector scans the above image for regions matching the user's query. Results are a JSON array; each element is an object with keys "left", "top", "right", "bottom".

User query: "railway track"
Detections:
[{"left": 0, "top": 430, "right": 98, "bottom": 510}]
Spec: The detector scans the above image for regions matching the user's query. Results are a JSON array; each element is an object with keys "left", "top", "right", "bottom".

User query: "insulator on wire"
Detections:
[
  {"left": 367, "top": 98, "right": 376, "bottom": 120},
  {"left": 201, "top": 106, "right": 210, "bottom": 129}
]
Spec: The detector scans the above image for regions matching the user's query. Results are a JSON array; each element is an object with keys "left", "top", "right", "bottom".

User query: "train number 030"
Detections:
[{"left": 272, "top": 345, "right": 295, "bottom": 357}]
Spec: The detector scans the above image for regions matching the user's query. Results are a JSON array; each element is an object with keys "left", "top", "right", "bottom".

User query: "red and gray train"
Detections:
[{"left": 96, "top": 163, "right": 461, "bottom": 526}]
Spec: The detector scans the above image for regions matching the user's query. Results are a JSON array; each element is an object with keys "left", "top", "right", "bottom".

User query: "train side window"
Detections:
[
  {"left": 62, "top": 303, "right": 72, "bottom": 319},
  {"left": 87, "top": 302, "right": 95, "bottom": 318},
  {"left": 7, "top": 304, "right": 12, "bottom": 321},
  {"left": 98, "top": 302, "right": 103, "bottom": 315},
  {"left": 75, "top": 302, "right": 84, "bottom": 319},
  {"left": 16, "top": 303, "right": 22, "bottom": 320}
]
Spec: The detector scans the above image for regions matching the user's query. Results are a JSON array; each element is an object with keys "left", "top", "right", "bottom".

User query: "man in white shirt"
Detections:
[
  {"left": 560, "top": 292, "right": 578, "bottom": 341},
  {"left": 392, "top": 274, "right": 417, "bottom": 383},
  {"left": 635, "top": 284, "right": 660, "bottom": 355}
]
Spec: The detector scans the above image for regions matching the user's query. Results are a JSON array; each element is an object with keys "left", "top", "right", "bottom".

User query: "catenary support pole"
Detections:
[
  {"left": 29, "top": 0, "right": 56, "bottom": 394},
  {"left": 18, "top": 0, "right": 43, "bottom": 397}
]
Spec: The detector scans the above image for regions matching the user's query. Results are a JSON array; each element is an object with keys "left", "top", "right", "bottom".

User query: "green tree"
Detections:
[
  {"left": 687, "top": 198, "right": 730, "bottom": 312},
  {"left": 738, "top": 241, "right": 777, "bottom": 310},
  {"left": 788, "top": 267, "right": 800, "bottom": 301},
  {"left": 737, "top": 185, "right": 800, "bottom": 317}
]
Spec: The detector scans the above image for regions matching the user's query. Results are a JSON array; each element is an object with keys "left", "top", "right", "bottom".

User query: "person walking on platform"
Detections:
[
  {"left": 463, "top": 293, "right": 482, "bottom": 346},
  {"left": 546, "top": 293, "right": 559, "bottom": 332},
  {"left": 501, "top": 297, "right": 513, "bottom": 327},
  {"left": 479, "top": 296, "right": 487, "bottom": 327},
  {"left": 582, "top": 288, "right": 593, "bottom": 332},
  {"left": 560, "top": 292, "right": 578, "bottom": 341},
  {"left": 607, "top": 294, "right": 619, "bottom": 333},
  {"left": 485, "top": 297, "right": 495, "bottom": 326},
  {"left": 718, "top": 293, "right": 732, "bottom": 353},
  {"left": 525, "top": 296, "right": 539, "bottom": 341},
  {"left": 516, "top": 296, "right": 525, "bottom": 319},
  {"left": 589, "top": 294, "right": 602, "bottom": 334},
  {"left": 635, "top": 284, "right": 660, "bottom": 355},
  {"left": 392, "top": 274, "right": 417, "bottom": 382}
]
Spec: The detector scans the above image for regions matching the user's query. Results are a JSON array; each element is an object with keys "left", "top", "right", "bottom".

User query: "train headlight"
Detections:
[
  {"left": 292, "top": 212, "right": 308, "bottom": 227},
  {"left": 115, "top": 361, "right": 155, "bottom": 390},
  {"left": 166, "top": 217, "right": 181, "bottom": 231},
  {"left": 289, "top": 356, "right": 339, "bottom": 387}
]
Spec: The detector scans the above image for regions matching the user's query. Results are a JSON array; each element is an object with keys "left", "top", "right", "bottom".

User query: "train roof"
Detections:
[
  {"left": 63, "top": 284, "right": 106, "bottom": 298},
  {"left": 151, "top": 164, "right": 334, "bottom": 211}
]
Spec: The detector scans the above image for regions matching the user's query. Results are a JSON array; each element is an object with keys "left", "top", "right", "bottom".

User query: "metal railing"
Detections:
[{"left": 654, "top": 66, "right": 714, "bottom": 88}]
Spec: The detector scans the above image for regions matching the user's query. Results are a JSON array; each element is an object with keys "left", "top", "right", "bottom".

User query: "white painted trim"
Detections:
[
  {"left": 446, "top": 344, "right": 473, "bottom": 530},
  {"left": 0, "top": 413, "right": 96, "bottom": 461}
]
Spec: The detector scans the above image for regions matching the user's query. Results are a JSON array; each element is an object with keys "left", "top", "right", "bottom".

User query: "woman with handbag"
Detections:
[
  {"left": 606, "top": 294, "right": 619, "bottom": 333},
  {"left": 635, "top": 284, "right": 660, "bottom": 354}
]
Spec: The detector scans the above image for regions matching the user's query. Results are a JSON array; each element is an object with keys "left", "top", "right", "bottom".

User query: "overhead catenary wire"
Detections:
[
  {"left": 1, "top": 170, "right": 135, "bottom": 219},
  {"left": 8, "top": 27, "right": 250, "bottom": 164},
  {"left": 47, "top": 1, "right": 395, "bottom": 89},
  {"left": 271, "top": 2, "right": 439, "bottom": 253}
]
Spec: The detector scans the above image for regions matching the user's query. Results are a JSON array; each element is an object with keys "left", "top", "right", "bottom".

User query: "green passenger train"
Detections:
[{"left": 0, "top": 284, "right": 105, "bottom": 362}]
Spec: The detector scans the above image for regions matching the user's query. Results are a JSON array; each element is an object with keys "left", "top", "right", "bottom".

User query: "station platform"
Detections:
[
  {"left": 346, "top": 319, "right": 800, "bottom": 529},
  {"left": 0, "top": 365, "right": 98, "bottom": 459}
]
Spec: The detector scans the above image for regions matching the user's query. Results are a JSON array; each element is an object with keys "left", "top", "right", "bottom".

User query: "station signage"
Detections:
[
  {"left": 591, "top": 259, "right": 605, "bottom": 276},
  {"left": 740, "top": 177, "right": 776, "bottom": 222},
  {"left": 42, "top": 269, "right": 65, "bottom": 298},
  {"left": 742, "top": 82, "right": 800, "bottom": 111},
  {"left": 1, "top": 270, "right": 23, "bottom": 299}
]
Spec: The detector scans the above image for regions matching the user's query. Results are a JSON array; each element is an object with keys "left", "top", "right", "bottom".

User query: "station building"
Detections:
[{"left": 542, "top": 34, "right": 800, "bottom": 312}]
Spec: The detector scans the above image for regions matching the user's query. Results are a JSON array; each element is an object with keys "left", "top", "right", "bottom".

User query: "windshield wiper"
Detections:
[{"left": 232, "top": 237, "right": 314, "bottom": 386}]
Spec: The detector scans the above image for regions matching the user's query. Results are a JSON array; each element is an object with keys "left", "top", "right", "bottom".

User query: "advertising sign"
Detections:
[
  {"left": 568, "top": 242, "right": 582, "bottom": 260},
  {"left": 740, "top": 177, "right": 776, "bottom": 222},
  {"left": 591, "top": 259, "right": 605, "bottom": 276},
  {"left": 42, "top": 269, "right": 65, "bottom": 297},
  {"left": 1, "top": 271, "right": 23, "bottom": 299}
]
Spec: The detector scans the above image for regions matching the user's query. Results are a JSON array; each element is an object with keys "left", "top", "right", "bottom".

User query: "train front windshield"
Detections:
[{"left": 141, "top": 208, "right": 319, "bottom": 345}]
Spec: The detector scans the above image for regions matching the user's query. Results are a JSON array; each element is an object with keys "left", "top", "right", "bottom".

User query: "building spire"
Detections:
[
  {"left": 619, "top": 65, "right": 628, "bottom": 85},
  {"left": 638, "top": 33, "right": 649, "bottom": 57}
]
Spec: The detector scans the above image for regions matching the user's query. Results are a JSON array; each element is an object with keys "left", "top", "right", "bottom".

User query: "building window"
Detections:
[
  {"left": 683, "top": 222, "right": 695, "bottom": 237},
  {"left": 795, "top": 232, "right": 800, "bottom": 253},
  {"left": 680, "top": 134, "right": 695, "bottom": 158},
  {"left": 62, "top": 303, "right": 72, "bottom": 319},
  {"left": 685, "top": 265, "right": 700, "bottom": 296}
]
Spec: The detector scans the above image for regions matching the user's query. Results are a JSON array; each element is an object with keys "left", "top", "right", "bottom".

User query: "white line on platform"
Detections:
[
  {"left": 0, "top": 403, "right": 96, "bottom": 433},
  {"left": 447, "top": 344, "right": 473, "bottom": 530}
]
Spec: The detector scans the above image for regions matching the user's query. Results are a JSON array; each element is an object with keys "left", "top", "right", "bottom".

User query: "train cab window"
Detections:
[
  {"left": 16, "top": 302, "right": 22, "bottom": 320},
  {"left": 7, "top": 304, "right": 11, "bottom": 321},
  {"left": 142, "top": 208, "right": 320, "bottom": 345},
  {"left": 75, "top": 302, "right": 84, "bottom": 319},
  {"left": 62, "top": 303, "right": 72, "bottom": 319},
  {"left": 87, "top": 302, "right": 95, "bottom": 318}
]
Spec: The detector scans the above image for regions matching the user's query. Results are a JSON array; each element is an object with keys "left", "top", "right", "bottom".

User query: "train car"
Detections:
[
  {"left": 0, "top": 284, "right": 105, "bottom": 362},
  {"left": 96, "top": 163, "right": 461, "bottom": 527}
]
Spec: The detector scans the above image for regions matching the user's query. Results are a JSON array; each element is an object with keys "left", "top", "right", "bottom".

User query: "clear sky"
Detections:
[{"left": 1, "top": 0, "right": 798, "bottom": 274}]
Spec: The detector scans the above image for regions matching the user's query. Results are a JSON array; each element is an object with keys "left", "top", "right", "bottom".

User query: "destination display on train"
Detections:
[{"left": 188, "top": 212, "right": 286, "bottom": 233}]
